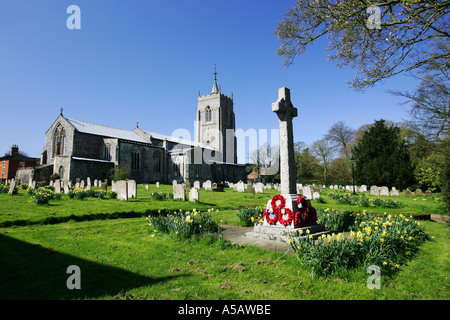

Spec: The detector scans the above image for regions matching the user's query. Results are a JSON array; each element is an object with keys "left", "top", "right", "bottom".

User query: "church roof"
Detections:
[
  {"left": 136, "top": 128, "right": 214, "bottom": 150},
  {"left": 67, "top": 118, "right": 149, "bottom": 143}
]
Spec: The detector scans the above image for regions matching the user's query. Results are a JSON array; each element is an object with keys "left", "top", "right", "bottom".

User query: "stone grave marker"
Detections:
[
  {"left": 145, "top": 184, "right": 149, "bottom": 190},
  {"left": 247, "top": 185, "right": 255, "bottom": 195},
  {"left": 63, "top": 180, "right": 69, "bottom": 194},
  {"left": 116, "top": 180, "right": 128, "bottom": 201},
  {"left": 313, "top": 192, "right": 320, "bottom": 199},
  {"left": 94, "top": 179, "right": 98, "bottom": 187},
  {"left": 255, "top": 183, "right": 264, "bottom": 194},
  {"left": 379, "top": 186, "right": 389, "bottom": 196},
  {"left": 189, "top": 188, "right": 199, "bottom": 202},
  {"left": 80, "top": 180, "right": 85, "bottom": 189},
  {"left": 203, "top": 180, "right": 212, "bottom": 190},
  {"left": 127, "top": 180, "right": 137, "bottom": 198},
  {"left": 194, "top": 181, "right": 200, "bottom": 189},
  {"left": 156, "top": 182, "right": 160, "bottom": 188},
  {"left": 370, "top": 185, "right": 379, "bottom": 196},
  {"left": 390, "top": 188, "right": 399, "bottom": 197},
  {"left": 173, "top": 184, "right": 186, "bottom": 201},
  {"left": 86, "top": 177, "right": 91, "bottom": 190},
  {"left": 7, "top": 179, "right": 16, "bottom": 195},
  {"left": 360, "top": 185, "right": 367, "bottom": 192},
  {"left": 54, "top": 179, "right": 61, "bottom": 194},
  {"left": 111, "top": 181, "right": 117, "bottom": 193},
  {"left": 416, "top": 189, "right": 423, "bottom": 196},
  {"left": 236, "top": 181, "right": 245, "bottom": 192},
  {"left": 302, "top": 186, "right": 312, "bottom": 200}
]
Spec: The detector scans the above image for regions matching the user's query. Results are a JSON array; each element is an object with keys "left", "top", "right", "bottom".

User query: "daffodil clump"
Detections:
[
  {"left": 150, "top": 191, "right": 173, "bottom": 201},
  {"left": 26, "top": 187, "right": 57, "bottom": 205},
  {"left": 290, "top": 211, "right": 432, "bottom": 278},
  {"left": 236, "top": 207, "right": 265, "bottom": 227},
  {"left": 328, "top": 193, "right": 401, "bottom": 208},
  {"left": 147, "top": 208, "right": 220, "bottom": 240}
]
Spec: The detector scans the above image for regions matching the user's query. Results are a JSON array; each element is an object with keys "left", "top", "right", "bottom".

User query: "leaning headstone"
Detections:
[
  {"left": 370, "top": 185, "right": 379, "bottom": 196},
  {"left": 379, "top": 186, "right": 389, "bottom": 196},
  {"left": 173, "top": 184, "right": 186, "bottom": 201},
  {"left": 127, "top": 180, "right": 137, "bottom": 198},
  {"left": 194, "top": 181, "right": 200, "bottom": 189},
  {"left": 116, "top": 180, "right": 128, "bottom": 201},
  {"left": 7, "top": 179, "right": 16, "bottom": 195},
  {"left": 189, "top": 188, "right": 199, "bottom": 202},
  {"left": 54, "top": 179, "right": 61, "bottom": 194},
  {"left": 415, "top": 189, "right": 423, "bottom": 196}
]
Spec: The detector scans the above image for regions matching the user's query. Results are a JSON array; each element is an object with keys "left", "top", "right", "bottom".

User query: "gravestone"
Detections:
[
  {"left": 173, "top": 184, "right": 186, "bottom": 201},
  {"left": 86, "top": 177, "right": 91, "bottom": 190},
  {"left": 236, "top": 181, "right": 245, "bottom": 193},
  {"left": 156, "top": 182, "right": 160, "bottom": 188},
  {"left": 313, "top": 192, "right": 320, "bottom": 200},
  {"left": 379, "top": 186, "right": 389, "bottom": 196},
  {"left": 186, "top": 181, "right": 191, "bottom": 190},
  {"left": 370, "top": 185, "right": 379, "bottom": 196},
  {"left": 127, "top": 180, "right": 137, "bottom": 198},
  {"left": 194, "top": 181, "right": 200, "bottom": 189},
  {"left": 54, "top": 179, "right": 61, "bottom": 194},
  {"left": 404, "top": 189, "right": 412, "bottom": 197},
  {"left": 390, "top": 188, "right": 399, "bottom": 197},
  {"left": 302, "top": 186, "right": 312, "bottom": 200},
  {"left": 116, "top": 180, "right": 128, "bottom": 201},
  {"left": 63, "top": 180, "right": 69, "bottom": 194},
  {"left": 68, "top": 181, "right": 72, "bottom": 187},
  {"left": 75, "top": 181, "right": 80, "bottom": 189},
  {"left": 80, "top": 180, "right": 85, "bottom": 189},
  {"left": 416, "top": 189, "right": 423, "bottom": 196},
  {"left": 296, "top": 184, "right": 303, "bottom": 194},
  {"left": 7, "top": 179, "right": 16, "bottom": 195},
  {"left": 94, "top": 179, "right": 98, "bottom": 187},
  {"left": 255, "top": 183, "right": 264, "bottom": 194},
  {"left": 111, "top": 181, "right": 117, "bottom": 193},
  {"left": 145, "top": 184, "right": 149, "bottom": 190},
  {"left": 360, "top": 185, "right": 367, "bottom": 192},
  {"left": 425, "top": 190, "right": 432, "bottom": 198},
  {"left": 203, "top": 180, "right": 212, "bottom": 190},
  {"left": 31, "top": 180, "right": 36, "bottom": 189},
  {"left": 189, "top": 188, "right": 199, "bottom": 202},
  {"left": 247, "top": 185, "right": 255, "bottom": 195}
]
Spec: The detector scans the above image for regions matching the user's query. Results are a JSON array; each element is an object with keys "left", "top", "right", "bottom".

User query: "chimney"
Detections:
[{"left": 10, "top": 145, "right": 19, "bottom": 155}]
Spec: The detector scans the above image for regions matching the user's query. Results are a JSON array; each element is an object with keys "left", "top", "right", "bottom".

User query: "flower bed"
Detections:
[{"left": 328, "top": 193, "right": 402, "bottom": 208}]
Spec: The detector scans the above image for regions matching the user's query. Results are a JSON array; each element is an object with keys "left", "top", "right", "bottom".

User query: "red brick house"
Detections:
[{"left": 0, "top": 145, "right": 38, "bottom": 182}]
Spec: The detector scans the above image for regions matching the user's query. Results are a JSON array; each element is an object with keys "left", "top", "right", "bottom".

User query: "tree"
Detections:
[
  {"left": 352, "top": 119, "right": 415, "bottom": 188},
  {"left": 294, "top": 141, "right": 321, "bottom": 181},
  {"left": 275, "top": 0, "right": 450, "bottom": 90},
  {"left": 249, "top": 143, "right": 280, "bottom": 179},
  {"left": 325, "top": 121, "right": 355, "bottom": 160},
  {"left": 311, "top": 138, "right": 335, "bottom": 182},
  {"left": 390, "top": 63, "right": 450, "bottom": 140}
]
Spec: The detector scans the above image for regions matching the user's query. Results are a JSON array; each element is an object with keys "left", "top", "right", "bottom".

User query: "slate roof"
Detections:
[
  {"left": 66, "top": 118, "right": 148, "bottom": 143},
  {"left": 0, "top": 153, "right": 38, "bottom": 162}
]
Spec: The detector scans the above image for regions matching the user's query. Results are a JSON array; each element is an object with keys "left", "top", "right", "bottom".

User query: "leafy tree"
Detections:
[
  {"left": 275, "top": 0, "right": 450, "bottom": 90},
  {"left": 328, "top": 157, "right": 352, "bottom": 182},
  {"left": 294, "top": 141, "right": 321, "bottom": 180},
  {"left": 352, "top": 120, "right": 415, "bottom": 188},
  {"left": 108, "top": 165, "right": 130, "bottom": 181},
  {"left": 311, "top": 138, "right": 335, "bottom": 182}
]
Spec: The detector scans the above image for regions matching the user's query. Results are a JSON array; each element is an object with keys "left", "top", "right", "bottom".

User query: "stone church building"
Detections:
[{"left": 34, "top": 74, "right": 246, "bottom": 185}]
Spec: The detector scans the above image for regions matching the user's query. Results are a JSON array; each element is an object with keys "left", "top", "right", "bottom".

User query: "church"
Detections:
[{"left": 34, "top": 73, "right": 247, "bottom": 185}]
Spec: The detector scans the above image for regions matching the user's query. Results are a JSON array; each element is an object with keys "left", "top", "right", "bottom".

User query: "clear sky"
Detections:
[{"left": 0, "top": 0, "right": 418, "bottom": 163}]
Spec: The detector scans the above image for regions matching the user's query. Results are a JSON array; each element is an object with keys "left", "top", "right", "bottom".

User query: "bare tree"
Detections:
[
  {"left": 311, "top": 138, "right": 335, "bottom": 181},
  {"left": 249, "top": 143, "right": 280, "bottom": 177},
  {"left": 325, "top": 121, "right": 355, "bottom": 160}
]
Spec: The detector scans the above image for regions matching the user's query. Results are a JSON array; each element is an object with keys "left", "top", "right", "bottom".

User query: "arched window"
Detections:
[
  {"left": 131, "top": 151, "right": 140, "bottom": 171},
  {"left": 205, "top": 106, "right": 212, "bottom": 122},
  {"left": 53, "top": 124, "right": 66, "bottom": 156},
  {"left": 153, "top": 151, "right": 161, "bottom": 172},
  {"left": 59, "top": 166, "right": 65, "bottom": 179}
]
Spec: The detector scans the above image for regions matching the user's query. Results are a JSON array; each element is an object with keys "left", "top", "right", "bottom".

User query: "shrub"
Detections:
[
  {"left": 27, "top": 188, "right": 55, "bottom": 205},
  {"left": 236, "top": 207, "right": 264, "bottom": 227},
  {"left": 150, "top": 192, "right": 173, "bottom": 201}
]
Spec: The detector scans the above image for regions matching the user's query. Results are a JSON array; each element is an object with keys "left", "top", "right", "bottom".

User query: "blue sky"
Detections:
[{"left": 0, "top": 0, "right": 418, "bottom": 163}]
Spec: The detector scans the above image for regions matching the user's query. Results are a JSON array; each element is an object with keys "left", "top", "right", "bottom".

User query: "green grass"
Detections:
[{"left": 0, "top": 183, "right": 448, "bottom": 299}]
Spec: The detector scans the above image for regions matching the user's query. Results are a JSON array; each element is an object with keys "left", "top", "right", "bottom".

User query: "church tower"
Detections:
[{"left": 195, "top": 68, "right": 237, "bottom": 164}]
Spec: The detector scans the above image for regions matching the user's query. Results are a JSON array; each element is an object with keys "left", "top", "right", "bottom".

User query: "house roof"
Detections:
[
  {"left": 0, "top": 153, "right": 38, "bottom": 162},
  {"left": 66, "top": 118, "right": 149, "bottom": 144}
]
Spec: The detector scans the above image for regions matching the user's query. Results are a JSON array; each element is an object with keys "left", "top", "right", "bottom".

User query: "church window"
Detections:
[
  {"left": 131, "top": 151, "right": 140, "bottom": 171},
  {"left": 153, "top": 151, "right": 161, "bottom": 172},
  {"left": 53, "top": 124, "right": 66, "bottom": 157},
  {"left": 103, "top": 144, "right": 111, "bottom": 161},
  {"left": 205, "top": 106, "right": 212, "bottom": 122}
]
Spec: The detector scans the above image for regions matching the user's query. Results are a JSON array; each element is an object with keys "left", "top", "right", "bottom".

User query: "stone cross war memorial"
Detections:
[{"left": 247, "top": 87, "right": 328, "bottom": 241}]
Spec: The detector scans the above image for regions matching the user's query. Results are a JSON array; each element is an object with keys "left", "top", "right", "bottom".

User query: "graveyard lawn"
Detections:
[{"left": 0, "top": 217, "right": 448, "bottom": 300}]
